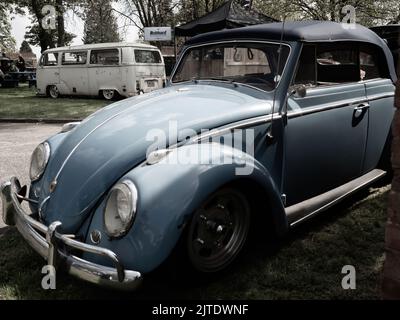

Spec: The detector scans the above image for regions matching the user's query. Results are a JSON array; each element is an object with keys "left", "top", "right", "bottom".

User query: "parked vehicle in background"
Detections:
[
  {"left": 36, "top": 42, "right": 166, "bottom": 100},
  {"left": 371, "top": 25, "right": 400, "bottom": 74}
]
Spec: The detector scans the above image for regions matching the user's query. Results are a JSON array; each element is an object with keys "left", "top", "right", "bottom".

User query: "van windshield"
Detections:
[
  {"left": 172, "top": 42, "right": 290, "bottom": 92},
  {"left": 135, "top": 50, "right": 162, "bottom": 64}
]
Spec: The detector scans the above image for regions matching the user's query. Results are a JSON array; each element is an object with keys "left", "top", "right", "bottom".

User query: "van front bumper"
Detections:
[{"left": 1, "top": 177, "right": 142, "bottom": 291}]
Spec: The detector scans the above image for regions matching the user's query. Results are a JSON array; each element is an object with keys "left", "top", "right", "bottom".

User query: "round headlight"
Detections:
[
  {"left": 30, "top": 142, "right": 50, "bottom": 181},
  {"left": 104, "top": 180, "right": 138, "bottom": 238}
]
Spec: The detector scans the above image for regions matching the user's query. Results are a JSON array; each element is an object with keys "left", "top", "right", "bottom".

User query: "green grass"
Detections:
[
  {"left": 0, "top": 86, "right": 111, "bottom": 120},
  {"left": 0, "top": 185, "right": 390, "bottom": 300}
]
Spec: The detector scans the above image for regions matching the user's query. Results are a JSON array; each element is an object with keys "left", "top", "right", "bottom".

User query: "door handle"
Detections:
[
  {"left": 353, "top": 103, "right": 370, "bottom": 117},
  {"left": 54, "top": 72, "right": 59, "bottom": 76}
]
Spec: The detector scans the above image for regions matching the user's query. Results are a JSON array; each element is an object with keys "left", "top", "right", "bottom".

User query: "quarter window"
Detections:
[
  {"left": 135, "top": 50, "right": 162, "bottom": 63},
  {"left": 90, "top": 49, "right": 120, "bottom": 65},
  {"left": 359, "top": 44, "right": 390, "bottom": 80},
  {"left": 62, "top": 51, "right": 87, "bottom": 65}
]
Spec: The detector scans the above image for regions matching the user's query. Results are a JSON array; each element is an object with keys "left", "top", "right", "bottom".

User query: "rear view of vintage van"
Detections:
[{"left": 36, "top": 42, "right": 166, "bottom": 100}]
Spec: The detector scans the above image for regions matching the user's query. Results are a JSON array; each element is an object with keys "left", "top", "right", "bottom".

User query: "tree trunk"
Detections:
[
  {"left": 382, "top": 77, "right": 400, "bottom": 299},
  {"left": 30, "top": 0, "right": 53, "bottom": 52},
  {"left": 56, "top": 0, "right": 65, "bottom": 47}
]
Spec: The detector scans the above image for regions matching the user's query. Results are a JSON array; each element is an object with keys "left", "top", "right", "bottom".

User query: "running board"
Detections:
[{"left": 286, "top": 169, "right": 386, "bottom": 227}]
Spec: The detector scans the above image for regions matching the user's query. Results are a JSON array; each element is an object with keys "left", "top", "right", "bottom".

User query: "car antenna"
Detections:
[{"left": 267, "top": 17, "right": 286, "bottom": 140}]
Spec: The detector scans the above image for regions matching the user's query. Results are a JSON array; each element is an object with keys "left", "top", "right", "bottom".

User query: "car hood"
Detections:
[{"left": 39, "top": 84, "right": 273, "bottom": 232}]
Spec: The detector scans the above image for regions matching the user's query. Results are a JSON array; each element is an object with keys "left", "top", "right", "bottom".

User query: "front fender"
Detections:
[{"left": 82, "top": 143, "right": 287, "bottom": 273}]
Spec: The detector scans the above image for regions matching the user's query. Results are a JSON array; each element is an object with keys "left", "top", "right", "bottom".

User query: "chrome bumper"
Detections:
[{"left": 1, "top": 177, "right": 142, "bottom": 291}]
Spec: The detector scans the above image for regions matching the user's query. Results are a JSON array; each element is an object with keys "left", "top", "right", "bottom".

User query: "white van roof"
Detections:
[{"left": 44, "top": 42, "right": 159, "bottom": 53}]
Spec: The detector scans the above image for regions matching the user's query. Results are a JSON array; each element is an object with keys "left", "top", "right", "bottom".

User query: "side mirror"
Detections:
[{"left": 290, "top": 84, "right": 307, "bottom": 98}]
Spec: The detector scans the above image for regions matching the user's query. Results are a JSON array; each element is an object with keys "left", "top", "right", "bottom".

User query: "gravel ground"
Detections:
[{"left": 0, "top": 123, "right": 61, "bottom": 229}]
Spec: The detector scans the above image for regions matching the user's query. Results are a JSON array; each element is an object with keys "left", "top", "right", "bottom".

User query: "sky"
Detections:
[{"left": 10, "top": 4, "right": 139, "bottom": 59}]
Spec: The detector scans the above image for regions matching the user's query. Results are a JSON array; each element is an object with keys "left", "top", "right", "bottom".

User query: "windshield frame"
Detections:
[{"left": 170, "top": 40, "right": 292, "bottom": 92}]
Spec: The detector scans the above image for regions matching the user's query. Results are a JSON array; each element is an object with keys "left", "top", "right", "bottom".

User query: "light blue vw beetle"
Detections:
[{"left": 1, "top": 21, "right": 397, "bottom": 290}]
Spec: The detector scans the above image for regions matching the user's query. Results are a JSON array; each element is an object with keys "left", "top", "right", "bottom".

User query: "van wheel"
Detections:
[
  {"left": 102, "top": 89, "right": 115, "bottom": 100},
  {"left": 48, "top": 85, "right": 59, "bottom": 99},
  {"left": 186, "top": 188, "right": 251, "bottom": 273}
]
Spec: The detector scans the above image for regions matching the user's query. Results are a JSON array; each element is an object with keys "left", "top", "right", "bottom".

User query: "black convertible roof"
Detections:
[{"left": 185, "top": 20, "right": 397, "bottom": 82}]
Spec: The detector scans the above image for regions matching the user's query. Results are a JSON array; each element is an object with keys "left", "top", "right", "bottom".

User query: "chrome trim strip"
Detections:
[
  {"left": 287, "top": 91, "right": 395, "bottom": 119},
  {"left": 170, "top": 40, "right": 292, "bottom": 93},
  {"left": 367, "top": 92, "right": 395, "bottom": 102},
  {"left": 186, "top": 113, "right": 281, "bottom": 146},
  {"left": 286, "top": 169, "right": 386, "bottom": 227},
  {"left": 287, "top": 99, "right": 365, "bottom": 119}
]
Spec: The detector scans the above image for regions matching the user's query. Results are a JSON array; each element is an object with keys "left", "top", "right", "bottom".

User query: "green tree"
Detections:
[
  {"left": 0, "top": 2, "right": 16, "bottom": 52},
  {"left": 19, "top": 40, "right": 33, "bottom": 53},
  {"left": 253, "top": 0, "right": 400, "bottom": 26},
  {"left": 10, "top": 0, "right": 81, "bottom": 52},
  {"left": 83, "top": 0, "right": 121, "bottom": 44}
]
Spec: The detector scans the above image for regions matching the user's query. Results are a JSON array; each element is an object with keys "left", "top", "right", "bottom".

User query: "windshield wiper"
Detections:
[{"left": 194, "top": 77, "right": 238, "bottom": 85}]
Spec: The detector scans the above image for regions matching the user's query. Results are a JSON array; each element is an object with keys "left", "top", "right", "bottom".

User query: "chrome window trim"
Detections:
[
  {"left": 170, "top": 40, "right": 292, "bottom": 93},
  {"left": 189, "top": 113, "right": 282, "bottom": 144},
  {"left": 287, "top": 92, "right": 395, "bottom": 119}
]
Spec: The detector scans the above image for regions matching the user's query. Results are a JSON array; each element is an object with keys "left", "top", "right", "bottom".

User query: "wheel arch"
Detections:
[{"left": 82, "top": 143, "right": 288, "bottom": 273}]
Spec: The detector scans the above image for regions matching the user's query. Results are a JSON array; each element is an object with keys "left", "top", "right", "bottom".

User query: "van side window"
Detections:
[
  {"left": 359, "top": 44, "right": 390, "bottom": 80},
  {"left": 90, "top": 49, "right": 119, "bottom": 65},
  {"left": 316, "top": 44, "right": 360, "bottom": 84},
  {"left": 135, "top": 50, "right": 162, "bottom": 63},
  {"left": 41, "top": 53, "right": 58, "bottom": 66},
  {"left": 62, "top": 52, "right": 87, "bottom": 65}
]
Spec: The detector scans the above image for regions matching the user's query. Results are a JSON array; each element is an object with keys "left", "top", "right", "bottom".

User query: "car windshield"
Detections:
[{"left": 172, "top": 42, "right": 290, "bottom": 92}]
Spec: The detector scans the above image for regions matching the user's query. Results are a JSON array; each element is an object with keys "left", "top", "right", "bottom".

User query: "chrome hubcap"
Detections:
[
  {"left": 103, "top": 90, "right": 114, "bottom": 99},
  {"left": 49, "top": 86, "right": 58, "bottom": 98}
]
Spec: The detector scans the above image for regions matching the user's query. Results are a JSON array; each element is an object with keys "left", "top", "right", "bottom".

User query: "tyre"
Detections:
[
  {"left": 186, "top": 187, "right": 251, "bottom": 273},
  {"left": 48, "top": 85, "right": 59, "bottom": 99},
  {"left": 102, "top": 89, "right": 115, "bottom": 100}
]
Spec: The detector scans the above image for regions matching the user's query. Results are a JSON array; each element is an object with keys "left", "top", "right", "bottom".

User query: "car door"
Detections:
[
  {"left": 359, "top": 43, "right": 396, "bottom": 172},
  {"left": 88, "top": 48, "right": 122, "bottom": 95},
  {"left": 283, "top": 43, "right": 369, "bottom": 206},
  {"left": 37, "top": 52, "right": 60, "bottom": 91}
]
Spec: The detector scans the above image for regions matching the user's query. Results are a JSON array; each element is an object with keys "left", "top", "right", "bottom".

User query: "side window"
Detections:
[
  {"left": 134, "top": 50, "right": 162, "bottom": 63},
  {"left": 40, "top": 53, "right": 59, "bottom": 66},
  {"left": 316, "top": 44, "right": 360, "bottom": 84},
  {"left": 359, "top": 44, "right": 390, "bottom": 80},
  {"left": 62, "top": 51, "right": 87, "bottom": 65},
  {"left": 90, "top": 49, "right": 120, "bottom": 65},
  {"left": 294, "top": 45, "right": 316, "bottom": 86}
]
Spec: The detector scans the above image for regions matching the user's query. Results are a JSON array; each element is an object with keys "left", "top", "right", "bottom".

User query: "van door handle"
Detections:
[
  {"left": 354, "top": 103, "right": 370, "bottom": 117},
  {"left": 54, "top": 72, "right": 59, "bottom": 76}
]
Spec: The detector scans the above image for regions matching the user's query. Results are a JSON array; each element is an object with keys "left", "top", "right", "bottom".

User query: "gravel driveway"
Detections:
[{"left": 0, "top": 123, "right": 61, "bottom": 229}]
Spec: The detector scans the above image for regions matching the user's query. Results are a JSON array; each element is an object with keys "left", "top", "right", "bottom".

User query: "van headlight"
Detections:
[
  {"left": 30, "top": 142, "right": 50, "bottom": 181},
  {"left": 104, "top": 180, "right": 138, "bottom": 238}
]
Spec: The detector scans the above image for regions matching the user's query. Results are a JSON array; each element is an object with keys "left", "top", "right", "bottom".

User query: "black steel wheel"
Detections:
[{"left": 186, "top": 188, "right": 251, "bottom": 273}]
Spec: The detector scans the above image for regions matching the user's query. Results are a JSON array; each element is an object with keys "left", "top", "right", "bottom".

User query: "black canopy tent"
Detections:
[{"left": 175, "top": 0, "right": 278, "bottom": 37}]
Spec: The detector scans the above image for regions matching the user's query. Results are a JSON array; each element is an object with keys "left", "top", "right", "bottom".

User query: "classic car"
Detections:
[{"left": 1, "top": 21, "right": 397, "bottom": 290}]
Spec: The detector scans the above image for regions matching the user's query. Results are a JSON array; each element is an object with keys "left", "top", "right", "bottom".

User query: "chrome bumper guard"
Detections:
[{"left": 1, "top": 177, "right": 142, "bottom": 291}]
